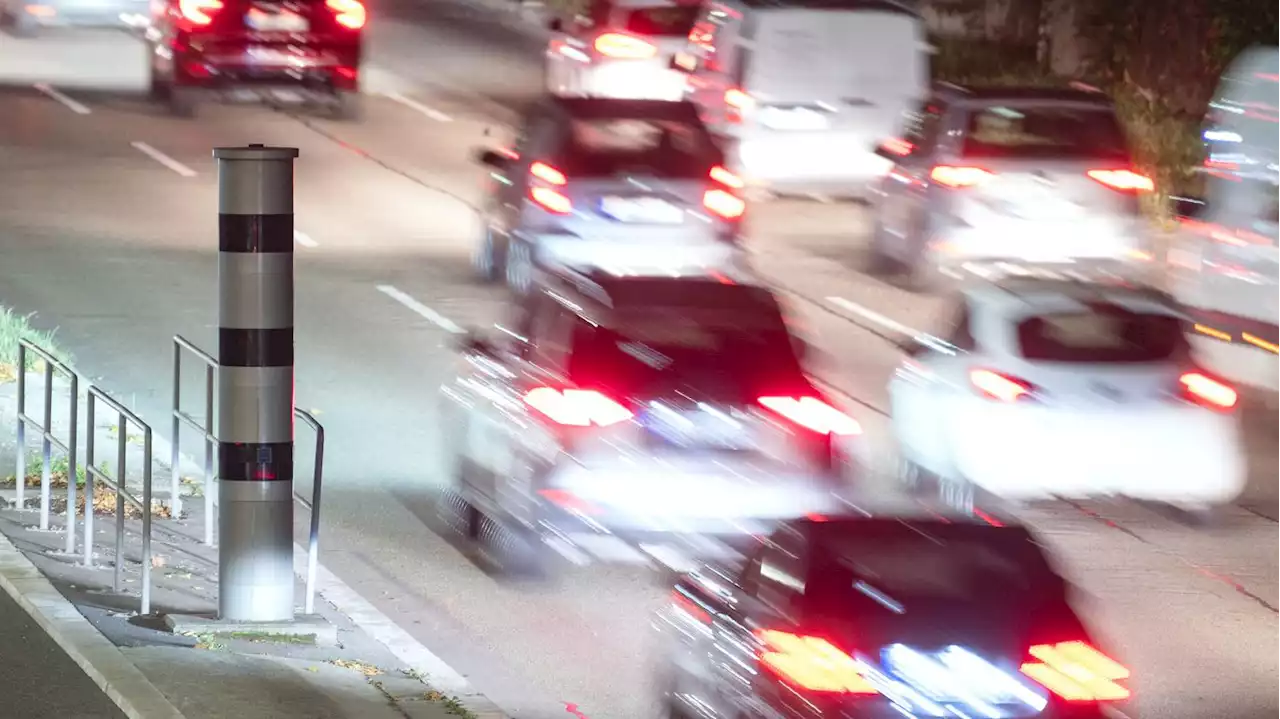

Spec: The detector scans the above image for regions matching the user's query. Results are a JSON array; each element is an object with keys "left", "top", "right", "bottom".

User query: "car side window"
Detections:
[{"left": 903, "top": 98, "right": 946, "bottom": 155}]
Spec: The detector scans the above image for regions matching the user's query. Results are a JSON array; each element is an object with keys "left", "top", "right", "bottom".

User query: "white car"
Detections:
[
  {"left": 888, "top": 279, "right": 1246, "bottom": 514},
  {"left": 545, "top": 0, "right": 700, "bottom": 100}
]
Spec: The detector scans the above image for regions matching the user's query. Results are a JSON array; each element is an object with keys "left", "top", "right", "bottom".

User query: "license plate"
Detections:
[
  {"left": 245, "top": 7, "right": 309, "bottom": 31},
  {"left": 598, "top": 197, "right": 684, "bottom": 224},
  {"left": 641, "top": 408, "right": 752, "bottom": 450},
  {"left": 759, "top": 107, "right": 830, "bottom": 131}
]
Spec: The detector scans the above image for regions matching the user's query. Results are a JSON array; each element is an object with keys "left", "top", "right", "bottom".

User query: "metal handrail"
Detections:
[
  {"left": 15, "top": 340, "right": 79, "bottom": 554},
  {"left": 293, "top": 408, "right": 325, "bottom": 616},
  {"left": 84, "top": 387, "right": 154, "bottom": 615},
  {"left": 171, "top": 335, "right": 216, "bottom": 544}
]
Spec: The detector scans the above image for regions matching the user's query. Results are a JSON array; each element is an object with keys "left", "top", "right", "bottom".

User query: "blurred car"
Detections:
[
  {"left": 1166, "top": 45, "right": 1279, "bottom": 391},
  {"left": 671, "top": 0, "right": 928, "bottom": 198},
  {"left": 472, "top": 97, "right": 748, "bottom": 295},
  {"left": 888, "top": 279, "right": 1246, "bottom": 515},
  {"left": 545, "top": 0, "right": 701, "bottom": 100},
  {"left": 143, "top": 0, "right": 365, "bottom": 118},
  {"left": 437, "top": 271, "right": 860, "bottom": 574},
  {"left": 1, "top": 0, "right": 147, "bottom": 35},
  {"left": 868, "top": 84, "right": 1156, "bottom": 292},
  {"left": 656, "top": 514, "right": 1132, "bottom": 719}
]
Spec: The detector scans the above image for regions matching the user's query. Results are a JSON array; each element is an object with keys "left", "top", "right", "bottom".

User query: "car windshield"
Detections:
[
  {"left": 1017, "top": 304, "right": 1189, "bottom": 363},
  {"left": 561, "top": 118, "right": 716, "bottom": 177},
  {"left": 622, "top": 5, "right": 700, "bottom": 36},
  {"left": 566, "top": 310, "right": 807, "bottom": 397},
  {"left": 963, "top": 105, "right": 1130, "bottom": 160}
]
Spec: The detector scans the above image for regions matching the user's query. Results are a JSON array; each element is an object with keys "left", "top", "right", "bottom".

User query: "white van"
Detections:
[
  {"left": 672, "top": 0, "right": 928, "bottom": 198},
  {"left": 1167, "top": 45, "right": 1279, "bottom": 391}
]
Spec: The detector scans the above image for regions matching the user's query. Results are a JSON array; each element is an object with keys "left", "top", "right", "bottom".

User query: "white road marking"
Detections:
[
  {"left": 33, "top": 83, "right": 91, "bottom": 115},
  {"left": 294, "top": 230, "right": 319, "bottom": 248},
  {"left": 827, "top": 295, "right": 922, "bottom": 338},
  {"left": 384, "top": 92, "right": 453, "bottom": 122},
  {"left": 130, "top": 142, "right": 196, "bottom": 178},
  {"left": 376, "top": 284, "right": 466, "bottom": 334}
]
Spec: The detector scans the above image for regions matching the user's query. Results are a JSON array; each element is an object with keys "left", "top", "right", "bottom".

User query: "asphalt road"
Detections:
[
  {"left": 0, "top": 588, "right": 127, "bottom": 718},
  {"left": 0, "top": 5, "right": 1277, "bottom": 719}
]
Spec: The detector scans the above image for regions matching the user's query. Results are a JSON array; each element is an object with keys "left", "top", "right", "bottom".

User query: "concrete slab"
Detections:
[{"left": 163, "top": 613, "right": 337, "bottom": 646}]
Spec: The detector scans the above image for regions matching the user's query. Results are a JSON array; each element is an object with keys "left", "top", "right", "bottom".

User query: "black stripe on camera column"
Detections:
[{"left": 213, "top": 145, "right": 300, "bottom": 622}]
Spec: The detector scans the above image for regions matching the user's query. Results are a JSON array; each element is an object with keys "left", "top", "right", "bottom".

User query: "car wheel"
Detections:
[
  {"left": 865, "top": 218, "right": 902, "bottom": 277},
  {"left": 505, "top": 239, "right": 535, "bottom": 296},
  {"left": 473, "top": 224, "right": 506, "bottom": 282},
  {"left": 332, "top": 91, "right": 363, "bottom": 121},
  {"left": 475, "top": 511, "right": 548, "bottom": 579}
]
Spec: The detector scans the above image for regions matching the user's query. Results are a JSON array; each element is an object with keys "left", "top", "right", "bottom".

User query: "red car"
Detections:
[{"left": 144, "top": 0, "right": 365, "bottom": 118}]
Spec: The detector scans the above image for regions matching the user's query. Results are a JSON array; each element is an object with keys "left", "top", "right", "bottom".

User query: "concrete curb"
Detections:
[{"left": 0, "top": 529, "right": 187, "bottom": 719}]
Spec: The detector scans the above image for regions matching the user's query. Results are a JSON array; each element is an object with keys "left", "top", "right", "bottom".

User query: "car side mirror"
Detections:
[
  {"left": 547, "top": 16, "right": 563, "bottom": 31},
  {"left": 475, "top": 148, "right": 508, "bottom": 168},
  {"left": 874, "top": 138, "right": 913, "bottom": 161},
  {"left": 1170, "top": 194, "right": 1207, "bottom": 221}
]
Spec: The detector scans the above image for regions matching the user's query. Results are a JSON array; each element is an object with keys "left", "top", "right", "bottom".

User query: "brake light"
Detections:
[
  {"left": 755, "top": 630, "right": 878, "bottom": 694},
  {"left": 530, "top": 187, "right": 572, "bottom": 215},
  {"left": 758, "top": 396, "right": 861, "bottom": 436},
  {"left": 1087, "top": 169, "right": 1154, "bottom": 193},
  {"left": 523, "top": 388, "right": 633, "bottom": 427},
  {"left": 1178, "top": 371, "right": 1238, "bottom": 410},
  {"left": 703, "top": 188, "right": 745, "bottom": 219},
  {"left": 724, "top": 88, "right": 753, "bottom": 123},
  {"left": 930, "top": 165, "right": 993, "bottom": 188},
  {"left": 530, "top": 161, "right": 567, "bottom": 185},
  {"left": 709, "top": 165, "right": 743, "bottom": 189},
  {"left": 1021, "top": 641, "right": 1130, "bottom": 702},
  {"left": 593, "top": 32, "right": 656, "bottom": 59},
  {"left": 881, "top": 138, "right": 914, "bottom": 156},
  {"left": 325, "top": 0, "right": 365, "bottom": 29},
  {"left": 970, "top": 369, "right": 1035, "bottom": 403},
  {"left": 178, "top": 0, "right": 221, "bottom": 24}
]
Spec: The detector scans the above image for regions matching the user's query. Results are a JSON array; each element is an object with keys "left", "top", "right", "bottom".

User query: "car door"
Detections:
[{"left": 878, "top": 97, "right": 947, "bottom": 261}]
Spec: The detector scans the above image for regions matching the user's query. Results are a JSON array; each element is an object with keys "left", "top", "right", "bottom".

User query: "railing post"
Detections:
[
  {"left": 65, "top": 374, "right": 78, "bottom": 555},
  {"left": 15, "top": 343, "right": 26, "bottom": 511},
  {"left": 83, "top": 396, "right": 96, "bottom": 567},
  {"left": 203, "top": 362, "right": 215, "bottom": 546},
  {"left": 170, "top": 342, "right": 182, "bottom": 518},
  {"left": 40, "top": 359, "right": 52, "bottom": 531},
  {"left": 141, "top": 428, "right": 153, "bottom": 616},
  {"left": 113, "top": 417, "right": 126, "bottom": 595},
  {"left": 305, "top": 414, "right": 324, "bottom": 616}
]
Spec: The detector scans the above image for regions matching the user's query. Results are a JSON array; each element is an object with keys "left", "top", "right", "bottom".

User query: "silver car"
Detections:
[
  {"left": 437, "top": 272, "right": 859, "bottom": 575},
  {"left": 1, "top": 0, "right": 147, "bottom": 34},
  {"left": 472, "top": 97, "right": 748, "bottom": 295},
  {"left": 868, "top": 84, "right": 1157, "bottom": 292}
]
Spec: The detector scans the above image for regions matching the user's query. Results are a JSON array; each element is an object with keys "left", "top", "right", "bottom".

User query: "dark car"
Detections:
[
  {"left": 436, "top": 271, "right": 860, "bottom": 576},
  {"left": 656, "top": 514, "right": 1131, "bottom": 719},
  {"left": 143, "top": 0, "right": 365, "bottom": 118},
  {"left": 471, "top": 97, "right": 748, "bottom": 295}
]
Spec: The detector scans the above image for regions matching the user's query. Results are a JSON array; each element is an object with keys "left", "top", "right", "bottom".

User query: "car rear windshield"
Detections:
[
  {"left": 566, "top": 310, "right": 807, "bottom": 398},
  {"left": 807, "top": 529, "right": 1057, "bottom": 606},
  {"left": 962, "top": 105, "right": 1130, "bottom": 160},
  {"left": 561, "top": 118, "right": 717, "bottom": 178},
  {"left": 622, "top": 5, "right": 700, "bottom": 35},
  {"left": 1016, "top": 305, "right": 1188, "bottom": 363}
]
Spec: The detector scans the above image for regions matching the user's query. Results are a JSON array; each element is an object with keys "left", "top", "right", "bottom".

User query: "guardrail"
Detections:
[
  {"left": 293, "top": 408, "right": 325, "bottom": 615},
  {"left": 15, "top": 340, "right": 79, "bottom": 554},
  {"left": 171, "top": 335, "right": 216, "bottom": 544},
  {"left": 85, "top": 387, "right": 154, "bottom": 615}
]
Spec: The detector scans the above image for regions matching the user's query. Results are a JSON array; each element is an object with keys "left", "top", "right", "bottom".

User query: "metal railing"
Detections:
[
  {"left": 293, "top": 408, "right": 325, "bottom": 615},
  {"left": 15, "top": 340, "right": 79, "bottom": 554},
  {"left": 85, "top": 387, "right": 154, "bottom": 615},
  {"left": 171, "top": 335, "right": 216, "bottom": 544}
]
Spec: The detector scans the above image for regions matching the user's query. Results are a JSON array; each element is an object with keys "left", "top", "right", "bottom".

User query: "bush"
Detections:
[{"left": 0, "top": 307, "right": 71, "bottom": 381}]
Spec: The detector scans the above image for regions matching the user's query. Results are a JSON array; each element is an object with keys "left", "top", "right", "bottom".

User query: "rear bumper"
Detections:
[
  {"left": 559, "top": 62, "right": 688, "bottom": 101},
  {"left": 728, "top": 133, "right": 893, "bottom": 196},
  {"left": 18, "top": 0, "right": 147, "bottom": 27},
  {"left": 168, "top": 42, "right": 361, "bottom": 92},
  {"left": 527, "top": 230, "right": 746, "bottom": 277}
]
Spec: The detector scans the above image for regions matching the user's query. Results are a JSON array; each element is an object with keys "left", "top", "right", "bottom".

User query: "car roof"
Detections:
[
  {"left": 961, "top": 279, "right": 1183, "bottom": 320},
  {"left": 548, "top": 97, "right": 706, "bottom": 124},
  {"left": 939, "top": 84, "right": 1115, "bottom": 108},
  {"left": 541, "top": 269, "right": 782, "bottom": 323}
]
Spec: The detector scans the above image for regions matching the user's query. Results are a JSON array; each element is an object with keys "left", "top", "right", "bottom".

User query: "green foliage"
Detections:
[{"left": 0, "top": 307, "right": 70, "bottom": 379}]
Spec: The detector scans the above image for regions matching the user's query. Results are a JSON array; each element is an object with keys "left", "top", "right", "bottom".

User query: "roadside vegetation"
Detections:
[{"left": 0, "top": 306, "right": 71, "bottom": 383}]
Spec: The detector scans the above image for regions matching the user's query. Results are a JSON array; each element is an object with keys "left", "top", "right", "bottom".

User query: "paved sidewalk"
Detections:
[{"left": 0, "top": 366, "right": 504, "bottom": 719}]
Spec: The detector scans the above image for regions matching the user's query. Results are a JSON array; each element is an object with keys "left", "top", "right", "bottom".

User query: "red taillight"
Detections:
[
  {"left": 724, "top": 88, "right": 754, "bottom": 123},
  {"left": 523, "top": 388, "right": 633, "bottom": 427},
  {"left": 970, "top": 369, "right": 1035, "bottom": 403},
  {"left": 1087, "top": 169, "right": 1154, "bottom": 193},
  {"left": 709, "top": 165, "right": 743, "bottom": 189},
  {"left": 930, "top": 165, "right": 993, "bottom": 188},
  {"left": 178, "top": 0, "right": 221, "bottom": 24},
  {"left": 758, "top": 396, "right": 861, "bottom": 436},
  {"left": 530, "top": 161, "right": 567, "bottom": 185},
  {"left": 1021, "top": 641, "right": 1130, "bottom": 702},
  {"left": 529, "top": 161, "right": 571, "bottom": 214},
  {"left": 703, "top": 188, "right": 745, "bottom": 219},
  {"left": 881, "top": 138, "right": 914, "bottom": 156},
  {"left": 593, "top": 32, "right": 656, "bottom": 59},
  {"left": 755, "top": 630, "right": 878, "bottom": 695},
  {"left": 1178, "top": 371, "right": 1238, "bottom": 410},
  {"left": 325, "top": 0, "right": 365, "bottom": 29}
]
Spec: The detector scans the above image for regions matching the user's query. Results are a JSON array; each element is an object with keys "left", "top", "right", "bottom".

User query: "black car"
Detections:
[
  {"left": 144, "top": 0, "right": 365, "bottom": 117},
  {"left": 656, "top": 514, "right": 1131, "bottom": 719},
  {"left": 437, "top": 270, "right": 859, "bottom": 575}
]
